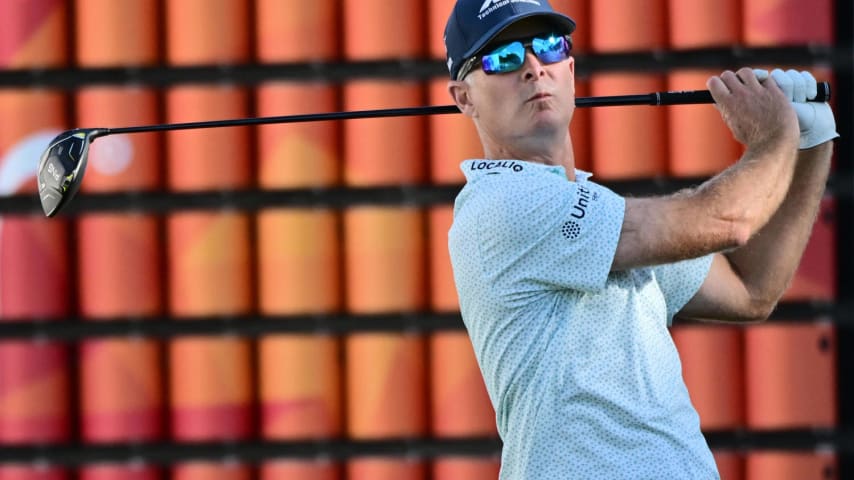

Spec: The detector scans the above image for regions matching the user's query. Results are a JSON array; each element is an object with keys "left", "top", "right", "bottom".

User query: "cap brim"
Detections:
[{"left": 460, "top": 12, "right": 577, "bottom": 62}]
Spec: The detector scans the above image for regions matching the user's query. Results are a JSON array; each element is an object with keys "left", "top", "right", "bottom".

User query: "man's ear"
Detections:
[{"left": 448, "top": 80, "right": 477, "bottom": 117}]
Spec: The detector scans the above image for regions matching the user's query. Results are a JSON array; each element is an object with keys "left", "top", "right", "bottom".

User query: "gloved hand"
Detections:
[{"left": 762, "top": 68, "right": 839, "bottom": 149}]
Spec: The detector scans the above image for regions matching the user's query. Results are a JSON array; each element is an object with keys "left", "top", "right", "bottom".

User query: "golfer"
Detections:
[{"left": 444, "top": 0, "right": 838, "bottom": 478}]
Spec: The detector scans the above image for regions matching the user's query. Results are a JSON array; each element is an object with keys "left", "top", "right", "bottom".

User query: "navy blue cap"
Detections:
[{"left": 444, "top": 0, "right": 576, "bottom": 81}]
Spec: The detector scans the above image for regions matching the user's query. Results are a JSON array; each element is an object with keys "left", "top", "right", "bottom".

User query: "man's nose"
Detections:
[{"left": 522, "top": 51, "right": 546, "bottom": 80}]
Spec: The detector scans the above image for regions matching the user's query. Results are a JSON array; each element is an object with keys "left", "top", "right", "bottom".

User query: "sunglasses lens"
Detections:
[
  {"left": 477, "top": 35, "right": 571, "bottom": 76},
  {"left": 533, "top": 36, "right": 570, "bottom": 64},
  {"left": 481, "top": 41, "right": 525, "bottom": 74}
]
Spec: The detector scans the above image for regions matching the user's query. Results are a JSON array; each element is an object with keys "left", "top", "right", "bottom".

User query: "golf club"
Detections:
[{"left": 37, "top": 83, "right": 831, "bottom": 217}]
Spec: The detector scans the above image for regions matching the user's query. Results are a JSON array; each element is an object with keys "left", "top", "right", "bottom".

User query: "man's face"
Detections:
[{"left": 454, "top": 18, "right": 576, "bottom": 148}]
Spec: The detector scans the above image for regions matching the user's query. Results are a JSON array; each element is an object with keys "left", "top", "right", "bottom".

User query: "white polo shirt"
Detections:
[{"left": 448, "top": 159, "right": 718, "bottom": 479}]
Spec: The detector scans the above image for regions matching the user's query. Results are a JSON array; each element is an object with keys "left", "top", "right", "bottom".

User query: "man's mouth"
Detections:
[{"left": 527, "top": 93, "right": 552, "bottom": 102}]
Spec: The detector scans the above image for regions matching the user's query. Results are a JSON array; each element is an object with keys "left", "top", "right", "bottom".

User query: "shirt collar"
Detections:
[{"left": 461, "top": 159, "right": 592, "bottom": 182}]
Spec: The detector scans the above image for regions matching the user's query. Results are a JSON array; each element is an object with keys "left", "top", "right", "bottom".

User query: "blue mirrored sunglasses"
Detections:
[{"left": 457, "top": 34, "right": 572, "bottom": 80}]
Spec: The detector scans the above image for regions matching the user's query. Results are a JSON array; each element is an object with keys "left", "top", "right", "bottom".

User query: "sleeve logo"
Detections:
[
  {"left": 561, "top": 220, "right": 581, "bottom": 240},
  {"left": 571, "top": 185, "right": 592, "bottom": 219}
]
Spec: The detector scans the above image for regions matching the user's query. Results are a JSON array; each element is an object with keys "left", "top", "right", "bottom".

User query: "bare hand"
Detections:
[{"left": 707, "top": 67, "right": 799, "bottom": 150}]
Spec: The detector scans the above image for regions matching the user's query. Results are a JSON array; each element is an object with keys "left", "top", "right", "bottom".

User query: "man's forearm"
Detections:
[
  {"left": 694, "top": 140, "right": 798, "bottom": 243},
  {"left": 613, "top": 138, "right": 800, "bottom": 271},
  {"left": 724, "top": 142, "right": 834, "bottom": 307}
]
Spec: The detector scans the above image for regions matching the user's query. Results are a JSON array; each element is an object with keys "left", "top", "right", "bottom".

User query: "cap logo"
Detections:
[{"left": 478, "top": 0, "right": 541, "bottom": 20}]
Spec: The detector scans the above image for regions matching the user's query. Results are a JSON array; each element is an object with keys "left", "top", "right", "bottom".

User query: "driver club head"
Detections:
[{"left": 37, "top": 128, "right": 105, "bottom": 217}]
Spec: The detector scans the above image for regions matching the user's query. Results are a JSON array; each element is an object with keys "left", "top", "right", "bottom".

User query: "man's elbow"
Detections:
[
  {"left": 700, "top": 215, "right": 753, "bottom": 252},
  {"left": 728, "top": 221, "right": 753, "bottom": 249},
  {"left": 740, "top": 297, "right": 779, "bottom": 323},
  {"left": 713, "top": 199, "right": 773, "bottom": 250}
]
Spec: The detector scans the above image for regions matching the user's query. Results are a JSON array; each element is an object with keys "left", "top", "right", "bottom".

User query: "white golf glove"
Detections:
[{"left": 758, "top": 68, "right": 839, "bottom": 149}]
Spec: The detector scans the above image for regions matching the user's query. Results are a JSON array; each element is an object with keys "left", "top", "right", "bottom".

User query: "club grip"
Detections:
[{"left": 657, "top": 81, "right": 831, "bottom": 105}]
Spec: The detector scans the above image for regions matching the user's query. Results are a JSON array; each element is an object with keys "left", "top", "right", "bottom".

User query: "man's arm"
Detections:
[
  {"left": 678, "top": 142, "right": 833, "bottom": 322},
  {"left": 608, "top": 68, "right": 838, "bottom": 322},
  {"left": 611, "top": 67, "right": 801, "bottom": 271}
]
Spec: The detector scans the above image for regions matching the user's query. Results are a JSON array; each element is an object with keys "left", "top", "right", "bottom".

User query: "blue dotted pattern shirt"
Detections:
[{"left": 448, "top": 159, "right": 718, "bottom": 479}]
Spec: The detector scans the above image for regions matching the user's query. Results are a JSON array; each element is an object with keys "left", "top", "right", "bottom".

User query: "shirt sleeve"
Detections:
[
  {"left": 476, "top": 174, "right": 625, "bottom": 293},
  {"left": 652, "top": 255, "right": 714, "bottom": 326}
]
